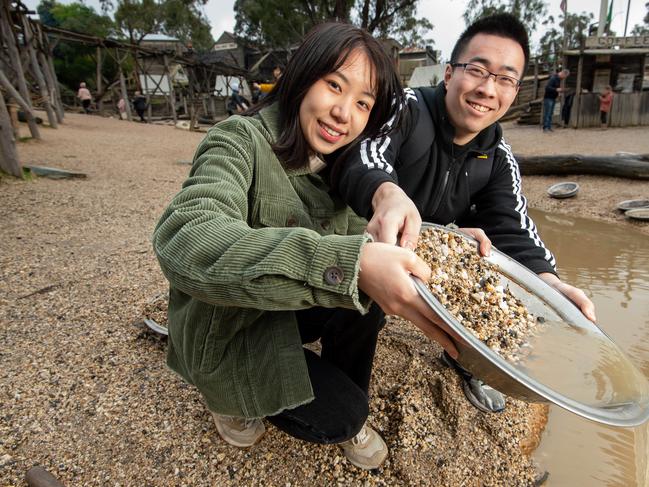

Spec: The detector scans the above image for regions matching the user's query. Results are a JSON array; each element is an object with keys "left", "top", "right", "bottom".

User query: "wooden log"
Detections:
[
  {"left": 8, "top": 102, "right": 20, "bottom": 138},
  {"left": 21, "top": 16, "right": 57, "bottom": 128},
  {"left": 35, "top": 23, "right": 63, "bottom": 122},
  {"left": 0, "top": 8, "right": 40, "bottom": 139},
  {"left": 0, "top": 92, "right": 22, "bottom": 177},
  {"left": 0, "top": 69, "right": 36, "bottom": 118},
  {"left": 44, "top": 42, "right": 65, "bottom": 120},
  {"left": 515, "top": 154, "right": 649, "bottom": 180},
  {"left": 96, "top": 46, "right": 103, "bottom": 112},
  {"left": 38, "top": 50, "right": 63, "bottom": 123}
]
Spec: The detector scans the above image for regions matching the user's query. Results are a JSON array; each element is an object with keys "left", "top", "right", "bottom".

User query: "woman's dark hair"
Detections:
[
  {"left": 247, "top": 22, "right": 404, "bottom": 169},
  {"left": 450, "top": 13, "right": 530, "bottom": 76}
]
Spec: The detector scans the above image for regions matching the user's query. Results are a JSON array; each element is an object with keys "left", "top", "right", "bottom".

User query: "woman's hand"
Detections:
[
  {"left": 358, "top": 242, "right": 459, "bottom": 358},
  {"left": 538, "top": 272, "right": 597, "bottom": 322},
  {"left": 368, "top": 182, "right": 421, "bottom": 250}
]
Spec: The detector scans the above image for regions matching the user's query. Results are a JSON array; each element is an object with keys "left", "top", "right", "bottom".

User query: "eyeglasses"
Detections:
[{"left": 451, "top": 63, "right": 521, "bottom": 91}]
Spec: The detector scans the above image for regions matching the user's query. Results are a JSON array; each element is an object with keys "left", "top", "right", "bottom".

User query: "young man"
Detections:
[
  {"left": 543, "top": 69, "right": 569, "bottom": 132},
  {"left": 336, "top": 13, "right": 595, "bottom": 413}
]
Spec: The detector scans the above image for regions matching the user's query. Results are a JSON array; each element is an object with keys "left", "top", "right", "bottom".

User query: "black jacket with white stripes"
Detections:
[{"left": 337, "top": 83, "right": 557, "bottom": 276}]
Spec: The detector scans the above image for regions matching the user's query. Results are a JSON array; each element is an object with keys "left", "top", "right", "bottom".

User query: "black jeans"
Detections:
[{"left": 267, "top": 304, "right": 385, "bottom": 444}]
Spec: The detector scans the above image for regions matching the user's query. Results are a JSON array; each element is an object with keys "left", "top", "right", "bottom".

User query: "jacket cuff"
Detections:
[
  {"left": 525, "top": 260, "right": 559, "bottom": 278},
  {"left": 307, "top": 232, "right": 374, "bottom": 313}
]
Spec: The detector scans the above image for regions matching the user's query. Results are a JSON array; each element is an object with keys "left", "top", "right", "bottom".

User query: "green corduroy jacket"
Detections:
[{"left": 153, "top": 104, "right": 372, "bottom": 418}]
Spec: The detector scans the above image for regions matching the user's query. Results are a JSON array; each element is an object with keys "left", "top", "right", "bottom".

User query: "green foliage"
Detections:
[
  {"left": 234, "top": 0, "right": 315, "bottom": 48},
  {"left": 114, "top": 0, "right": 162, "bottom": 43},
  {"left": 112, "top": 0, "right": 214, "bottom": 50},
  {"left": 537, "top": 11, "right": 593, "bottom": 65},
  {"left": 463, "top": 0, "right": 548, "bottom": 35},
  {"left": 234, "top": 0, "right": 433, "bottom": 49},
  {"left": 162, "top": 0, "right": 214, "bottom": 51},
  {"left": 37, "top": 0, "right": 117, "bottom": 91}
]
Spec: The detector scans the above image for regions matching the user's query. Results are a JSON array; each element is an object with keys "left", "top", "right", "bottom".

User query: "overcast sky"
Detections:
[{"left": 23, "top": 0, "right": 648, "bottom": 61}]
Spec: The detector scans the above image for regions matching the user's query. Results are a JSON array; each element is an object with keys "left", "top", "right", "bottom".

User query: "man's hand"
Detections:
[
  {"left": 358, "top": 242, "right": 459, "bottom": 358},
  {"left": 538, "top": 272, "right": 597, "bottom": 322},
  {"left": 457, "top": 227, "right": 492, "bottom": 257},
  {"left": 369, "top": 182, "right": 421, "bottom": 250}
]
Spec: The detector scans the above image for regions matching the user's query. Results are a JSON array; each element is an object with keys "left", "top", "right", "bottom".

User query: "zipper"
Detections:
[{"left": 429, "top": 145, "right": 456, "bottom": 218}]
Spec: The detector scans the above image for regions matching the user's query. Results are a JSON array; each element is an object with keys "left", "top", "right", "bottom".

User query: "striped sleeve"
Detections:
[
  {"left": 336, "top": 88, "right": 418, "bottom": 219},
  {"left": 498, "top": 139, "right": 557, "bottom": 270}
]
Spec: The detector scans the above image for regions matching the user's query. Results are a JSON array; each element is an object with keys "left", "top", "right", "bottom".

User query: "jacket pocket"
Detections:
[{"left": 256, "top": 200, "right": 313, "bottom": 229}]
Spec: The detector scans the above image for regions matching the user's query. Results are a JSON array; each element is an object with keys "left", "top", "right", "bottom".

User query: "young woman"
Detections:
[{"left": 153, "top": 22, "right": 457, "bottom": 470}]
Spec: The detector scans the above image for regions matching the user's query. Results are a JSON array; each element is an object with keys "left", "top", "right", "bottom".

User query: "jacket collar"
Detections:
[
  {"left": 425, "top": 82, "right": 501, "bottom": 159},
  {"left": 256, "top": 103, "right": 320, "bottom": 176}
]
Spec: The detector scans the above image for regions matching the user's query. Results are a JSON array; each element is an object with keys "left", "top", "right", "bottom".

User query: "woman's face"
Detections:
[{"left": 299, "top": 49, "right": 376, "bottom": 155}]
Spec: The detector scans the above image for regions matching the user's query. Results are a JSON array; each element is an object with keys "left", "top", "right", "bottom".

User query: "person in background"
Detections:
[
  {"left": 117, "top": 98, "right": 127, "bottom": 120},
  {"left": 132, "top": 91, "right": 147, "bottom": 122},
  {"left": 259, "top": 65, "right": 284, "bottom": 96},
  {"left": 336, "top": 14, "right": 595, "bottom": 414},
  {"left": 542, "top": 68, "right": 569, "bottom": 132},
  {"left": 251, "top": 82, "right": 262, "bottom": 104},
  {"left": 598, "top": 85, "right": 614, "bottom": 129},
  {"left": 153, "top": 22, "right": 449, "bottom": 471},
  {"left": 77, "top": 82, "right": 92, "bottom": 114},
  {"left": 226, "top": 83, "right": 249, "bottom": 115}
]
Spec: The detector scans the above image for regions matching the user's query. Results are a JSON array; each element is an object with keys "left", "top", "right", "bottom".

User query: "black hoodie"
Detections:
[{"left": 337, "top": 83, "right": 557, "bottom": 276}]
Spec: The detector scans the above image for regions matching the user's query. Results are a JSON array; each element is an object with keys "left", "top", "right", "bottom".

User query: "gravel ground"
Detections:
[
  {"left": 1, "top": 113, "right": 647, "bottom": 486},
  {"left": 501, "top": 122, "right": 649, "bottom": 237}
]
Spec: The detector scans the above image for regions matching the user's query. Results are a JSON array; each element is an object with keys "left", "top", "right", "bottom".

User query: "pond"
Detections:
[{"left": 529, "top": 209, "right": 649, "bottom": 486}]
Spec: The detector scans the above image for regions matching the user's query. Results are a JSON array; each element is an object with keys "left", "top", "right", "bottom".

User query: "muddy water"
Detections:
[{"left": 528, "top": 209, "right": 649, "bottom": 486}]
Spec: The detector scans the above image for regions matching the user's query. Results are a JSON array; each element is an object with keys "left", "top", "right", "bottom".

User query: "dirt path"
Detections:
[{"left": 1, "top": 114, "right": 646, "bottom": 486}]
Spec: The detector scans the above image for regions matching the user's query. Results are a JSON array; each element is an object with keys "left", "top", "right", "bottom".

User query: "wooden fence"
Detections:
[{"left": 571, "top": 92, "right": 649, "bottom": 128}]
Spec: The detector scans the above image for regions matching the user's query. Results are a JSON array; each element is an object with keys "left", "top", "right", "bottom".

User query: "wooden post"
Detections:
[
  {"left": 8, "top": 102, "right": 20, "bottom": 139},
  {"left": 0, "top": 69, "right": 37, "bottom": 118},
  {"left": 21, "top": 17, "right": 57, "bottom": 128},
  {"left": 35, "top": 23, "right": 63, "bottom": 122},
  {"left": 119, "top": 67, "right": 132, "bottom": 121},
  {"left": 0, "top": 9, "right": 40, "bottom": 139},
  {"left": 45, "top": 48, "right": 64, "bottom": 119},
  {"left": 0, "top": 93, "right": 22, "bottom": 178},
  {"left": 532, "top": 58, "right": 539, "bottom": 99},
  {"left": 572, "top": 52, "right": 584, "bottom": 129},
  {"left": 162, "top": 55, "right": 177, "bottom": 122},
  {"left": 96, "top": 46, "right": 103, "bottom": 112},
  {"left": 139, "top": 56, "right": 152, "bottom": 122},
  {"left": 38, "top": 50, "right": 63, "bottom": 123}
]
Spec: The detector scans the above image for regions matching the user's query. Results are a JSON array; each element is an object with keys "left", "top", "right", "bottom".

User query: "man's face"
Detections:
[{"left": 444, "top": 33, "right": 525, "bottom": 145}]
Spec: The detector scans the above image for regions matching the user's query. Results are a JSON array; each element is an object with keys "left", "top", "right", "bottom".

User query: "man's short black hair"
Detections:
[{"left": 450, "top": 13, "right": 530, "bottom": 76}]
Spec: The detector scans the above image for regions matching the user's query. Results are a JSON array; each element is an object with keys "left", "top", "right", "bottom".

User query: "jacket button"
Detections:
[
  {"left": 320, "top": 219, "right": 331, "bottom": 230},
  {"left": 324, "top": 266, "right": 344, "bottom": 285},
  {"left": 286, "top": 216, "right": 298, "bottom": 227}
]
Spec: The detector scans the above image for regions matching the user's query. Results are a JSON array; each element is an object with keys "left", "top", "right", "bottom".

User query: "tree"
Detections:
[
  {"left": 234, "top": 0, "right": 433, "bottom": 50},
  {"left": 110, "top": 0, "right": 214, "bottom": 50},
  {"left": 538, "top": 11, "right": 593, "bottom": 66},
  {"left": 161, "top": 0, "right": 215, "bottom": 51},
  {"left": 37, "top": 1, "right": 117, "bottom": 91},
  {"left": 113, "top": 0, "right": 163, "bottom": 44},
  {"left": 463, "top": 0, "right": 548, "bottom": 35},
  {"left": 630, "top": 2, "right": 649, "bottom": 35}
]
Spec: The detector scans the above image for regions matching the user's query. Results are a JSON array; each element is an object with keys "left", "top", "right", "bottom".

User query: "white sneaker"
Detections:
[
  {"left": 211, "top": 412, "right": 265, "bottom": 447},
  {"left": 340, "top": 424, "right": 388, "bottom": 470}
]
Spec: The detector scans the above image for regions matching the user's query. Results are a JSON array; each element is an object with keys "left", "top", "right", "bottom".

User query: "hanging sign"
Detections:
[{"left": 585, "top": 36, "right": 649, "bottom": 48}]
